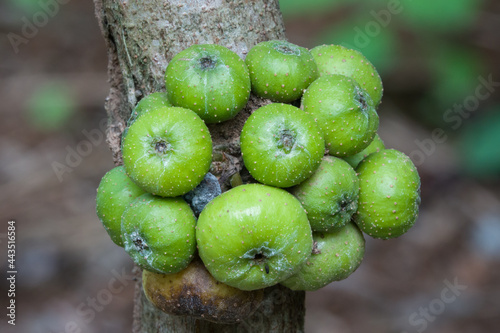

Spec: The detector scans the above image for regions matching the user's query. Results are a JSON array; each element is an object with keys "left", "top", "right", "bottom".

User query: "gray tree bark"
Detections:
[{"left": 93, "top": 0, "right": 306, "bottom": 332}]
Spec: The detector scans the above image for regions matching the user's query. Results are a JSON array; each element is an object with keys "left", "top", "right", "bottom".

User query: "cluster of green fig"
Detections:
[{"left": 96, "top": 40, "right": 421, "bottom": 317}]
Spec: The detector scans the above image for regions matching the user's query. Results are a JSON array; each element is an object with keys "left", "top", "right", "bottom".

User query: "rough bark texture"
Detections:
[
  {"left": 93, "top": 0, "right": 306, "bottom": 332},
  {"left": 140, "top": 282, "right": 305, "bottom": 332}
]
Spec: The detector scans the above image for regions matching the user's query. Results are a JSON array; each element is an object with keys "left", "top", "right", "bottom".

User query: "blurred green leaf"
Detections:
[
  {"left": 416, "top": 43, "right": 484, "bottom": 128},
  {"left": 430, "top": 45, "right": 483, "bottom": 105},
  {"left": 7, "top": 0, "right": 42, "bottom": 14},
  {"left": 458, "top": 107, "right": 500, "bottom": 179},
  {"left": 400, "top": 0, "right": 482, "bottom": 32},
  {"left": 415, "top": 96, "right": 449, "bottom": 128},
  {"left": 316, "top": 15, "right": 398, "bottom": 74},
  {"left": 26, "top": 82, "right": 76, "bottom": 132},
  {"left": 279, "top": 0, "right": 355, "bottom": 16}
]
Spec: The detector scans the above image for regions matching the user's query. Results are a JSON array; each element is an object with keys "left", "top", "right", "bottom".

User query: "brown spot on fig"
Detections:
[
  {"left": 142, "top": 258, "right": 264, "bottom": 323},
  {"left": 311, "top": 241, "right": 321, "bottom": 255}
]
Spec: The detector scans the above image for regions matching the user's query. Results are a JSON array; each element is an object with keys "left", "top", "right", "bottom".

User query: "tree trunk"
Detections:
[{"left": 93, "top": 0, "right": 305, "bottom": 332}]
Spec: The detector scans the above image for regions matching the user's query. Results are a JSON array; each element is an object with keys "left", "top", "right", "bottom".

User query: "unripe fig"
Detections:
[
  {"left": 122, "top": 92, "right": 173, "bottom": 142},
  {"left": 129, "top": 92, "right": 172, "bottom": 125},
  {"left": 343, "top": 134, "right": 385, "bottom": 168},
  {"left": 354, "top": 149, "right": 421, "bottom": 239},
  {"left": 240, "top": 103, "right": 325, "bottom": 188},
  {"left": 289, "top": 156, "right": 359, "bottom": 232},
  {"left": 165, "top": 44, "right": 250, "bottom": 123},
  {"left": 301, "top": 74, "right": 379, "bottom": 157},
  {"left": 196, "top": 184, "right": 313, "bottom": 291},
  {"left": 245, "top": 40, "right": 318, "bottom": 103},
  {"left": 281, "top": 223, "right": 365, "bottom": 291},
  {"left": 122, "top": 106, "right": 212, "bottom": 197},
  {"left": 122, "top": 194, "right": 196, "bottom": 274},
  {"left": 96, "top": 166, "right": 145, "bottom": 247},
  {"left": 311, "top": 44, "right": 383, "bottom": 106}
]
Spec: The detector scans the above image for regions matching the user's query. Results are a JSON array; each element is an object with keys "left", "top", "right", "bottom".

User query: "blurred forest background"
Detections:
[{"left": 0, "top": 0, "right": 499, "bottom": 332}]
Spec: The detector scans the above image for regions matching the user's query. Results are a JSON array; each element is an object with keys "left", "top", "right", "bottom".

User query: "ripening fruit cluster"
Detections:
[{"left": 96, "top": 41, "right": 421, "bottom": 300}]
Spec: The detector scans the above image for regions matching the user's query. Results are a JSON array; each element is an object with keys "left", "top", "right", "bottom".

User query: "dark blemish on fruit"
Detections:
[
  {"left": 277, "top": 129, "right": 296, "bottom": 153},
  {"left": 312, "top": 241, "right": 321, "bottom": 255},
  {"left": 153, "top": 138, "right": 172, "bottom": 155},
  {"left": 199, "top": 56, "right": 216, "bottom": 70},
  {"left": 265, "top": 264, "right": 270, "bottom": 274},
  {"left": 133, "top": 234, "right": 149, "bottom": 254},
  {"left": 272, "top": 42, "right": 300, "bottom": 57},
  {"left": 276, "top": 45, "right": 293, "bottom": 54},
  {"left": 155, "top": 141, "right": 168, "bottom": 153},
  {"left": 183, "top": 173, "right": 221, "bottom": 216},
  {"left": 358, "top": 94, "right": 367, "bottom": 110}
]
